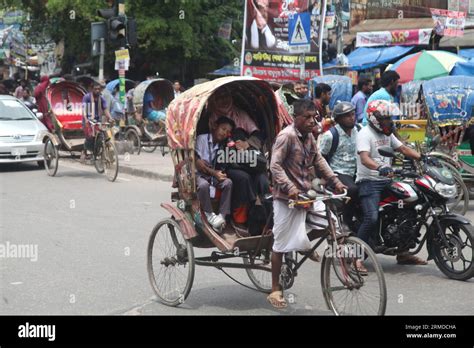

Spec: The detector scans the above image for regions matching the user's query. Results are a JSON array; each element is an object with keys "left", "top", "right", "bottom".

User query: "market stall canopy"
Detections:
[
  {"left": 324, "top": 46, "right": 414, "bottom": 71},
  {"left": 440, "top": 29, "right": 474, "bottom": 48},
  {"left": 451, "top": 60, "right": 474, "bottom": 76},
  {"left": 388, "top": 50, "right": 465, "bottom": 84},
  {"left": 344, "top": 18, "right": 435, "bottom": 45},
  {"left": 459, "top": 48, "right": 474, "bottom": 60}
]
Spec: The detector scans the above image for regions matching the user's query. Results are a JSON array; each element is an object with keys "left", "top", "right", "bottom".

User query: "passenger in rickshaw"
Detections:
[
  {"left": 207, "top": 87, "right": 270, "bottom": 236},
  {"left": 269, "top": 99, "right": 346, "bottom": 309},
  {"left": 144, "top": 91, "right": 166, "bottom": 123},
  {"left": 222, "top": 127, "right": 270, "bottom": 237},
  {"left": 195, "top": 116, "right": 234, "bottom": 232}
]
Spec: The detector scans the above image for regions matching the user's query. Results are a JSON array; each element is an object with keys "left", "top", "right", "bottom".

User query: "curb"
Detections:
[
  {"left": 119, "top": 164, "right": 174, "bottom": 182},
  {"left": 62, "top": 158, "right": 174, "bottom": 182}
]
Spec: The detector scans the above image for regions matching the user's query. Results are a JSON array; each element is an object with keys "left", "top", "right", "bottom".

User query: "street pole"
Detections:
[
  {"left": 319, "top": 0, "right": 327, "bottom": 76},
  {"left": 299, "top": 53, "right": 305, "bottom": 81},
  {"left": 117, "top": 0, "right": 126, "bottom": 110},
  {"left": 99, "top": 38, "right": 105, "bottom": 82},
  {"left": 336, "top": 0, "right": 343, "bottom": 57}
]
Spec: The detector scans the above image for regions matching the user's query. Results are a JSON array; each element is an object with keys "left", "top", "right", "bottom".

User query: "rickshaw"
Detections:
[
  {"left": 392, "top": 78, "right": 470, "bottom": 216},
  {"left": 42, "top": 80, "right": 119, "bottom": 182},
  {"left": 123, "top": 79, "right": 174, "bottom": 155},
  {"left": 105, "top": 78, "right": 136, "bottom": 94},
  {"left": 146, "top": 76, "right": 387, "bottom": 315},
  {"left": 419, "top": 77, "right": 474, "bottom": 212}
]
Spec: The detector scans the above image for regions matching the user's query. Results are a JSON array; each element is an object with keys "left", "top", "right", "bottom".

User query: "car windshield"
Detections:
[{"left": 0, "top": 99, "right": 34, "bottom": 120}]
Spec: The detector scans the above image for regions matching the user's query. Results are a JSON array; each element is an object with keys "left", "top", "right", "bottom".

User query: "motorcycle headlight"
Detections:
[{"left": 434, "top": 183, "right": 457, "bottom": 198}]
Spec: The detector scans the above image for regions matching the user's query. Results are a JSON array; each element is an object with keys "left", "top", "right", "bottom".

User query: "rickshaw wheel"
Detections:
[
  {"left": 93, "top": 134, "right": 105, "bottom": 174},
  {"left": 142, "top": 145, "right": 158, "bottom": 153},
  {"left": 44, "top": 137, "right": 59, "bottom": 177},
  {"left": 103, "top": 141, "right": 119, "bottom": 182},
  {"left": 243, "top": 250, "right": 272, "bottom": 293},
  {"left": 438, "top": 160, "right": 469, "bottom": 216},
  {"left": 321, "top": 237, "right": 387, "bottom": 316},
  {"left": 125, "top": 128, "right": 141, "bottom": 155},
  {"left": 147, "top": 218, "right": 195, "bottom": 306}
]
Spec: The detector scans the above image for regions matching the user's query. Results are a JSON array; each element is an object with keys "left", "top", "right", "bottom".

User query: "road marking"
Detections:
[
  {"left": 117, "top": 177, "right": 131, "bottom": 182},
  {"left": 10, "top": 282, "right": 23, "bottom": 285}
]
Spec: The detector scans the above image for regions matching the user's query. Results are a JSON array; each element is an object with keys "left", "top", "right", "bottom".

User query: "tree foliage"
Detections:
[{"left": 2, "top": 0, "right": 245, "bottom": 83}]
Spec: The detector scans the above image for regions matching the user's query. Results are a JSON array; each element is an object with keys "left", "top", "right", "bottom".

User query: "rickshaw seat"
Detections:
[{"left": 55, "top": 114, "right": 83, "bottom": 130}]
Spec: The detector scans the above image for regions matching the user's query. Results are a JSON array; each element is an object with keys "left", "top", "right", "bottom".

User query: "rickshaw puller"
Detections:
[
  {"left": 269, "top": 99, "right": 346, "bottom": 309},
  {"left": 81, "top": 81, "right": 112, "bottom": 161},
  {"left": 195, "top": 116, "right": 235, "bottom": 232}
]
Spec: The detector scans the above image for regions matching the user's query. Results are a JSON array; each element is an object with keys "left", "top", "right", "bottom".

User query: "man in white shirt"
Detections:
[{"left": 356, "top": 100, "right": 427, "bottom": 270}]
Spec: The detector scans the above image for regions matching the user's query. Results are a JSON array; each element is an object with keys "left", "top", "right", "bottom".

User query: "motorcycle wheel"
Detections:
[{"left": 432, "top": 222, "right": 474, "bottom": 281}]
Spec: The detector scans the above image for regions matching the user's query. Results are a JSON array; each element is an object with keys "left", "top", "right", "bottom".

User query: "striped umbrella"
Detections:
[{"left": 388, "top": 50, "right": 466, "bottom": 84}]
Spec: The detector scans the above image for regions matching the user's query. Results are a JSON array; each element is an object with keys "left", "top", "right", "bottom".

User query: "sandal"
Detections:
[
  {"left": 267, "top": 290, "right": 287, "bottom": 309},
  {"left": 353, "top": 260, "right": 368, "bottom": 276}
]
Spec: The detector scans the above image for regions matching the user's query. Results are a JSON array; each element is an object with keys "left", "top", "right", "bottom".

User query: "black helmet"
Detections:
[{"left": 332, "top": 101, "right": 355, "bottom": 120}]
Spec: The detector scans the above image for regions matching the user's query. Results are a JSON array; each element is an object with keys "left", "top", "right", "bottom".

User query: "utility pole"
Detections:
[
  {"left": 319, "top": 0, "right": 327, "bottom": 76},
  {"left": 335, "top": 0, "right": 344, "bottom": 57},
  {"left": 117, "top": 0, "right": 127, "bottom": 109},
  {"left": 98, "top": 38, "right": 105, "bottom": 81}
]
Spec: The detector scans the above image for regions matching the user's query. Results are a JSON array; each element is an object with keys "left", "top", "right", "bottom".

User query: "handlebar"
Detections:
[{"left": 289, "top": 189, "right": 348, "bottom": 208}]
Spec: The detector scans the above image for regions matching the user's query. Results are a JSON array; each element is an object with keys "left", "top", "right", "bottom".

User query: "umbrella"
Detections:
[{"left": 388, "top": 50, "right": 465, "bottom": 84}]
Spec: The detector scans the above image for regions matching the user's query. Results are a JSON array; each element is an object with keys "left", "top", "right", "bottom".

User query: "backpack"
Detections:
[{"left": 323, "top": 124, "right": 361, "bottom": 163}]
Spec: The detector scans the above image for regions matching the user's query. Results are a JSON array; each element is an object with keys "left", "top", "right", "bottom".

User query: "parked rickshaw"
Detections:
[
  {"left": 146, "top": 76, "right": 387, "bottom": 315},
  {"left": 391, "top": 78, "right": 469, "bottom": 216},
  {"left": 106, "top": 78, "right": 135, "bottom": 94},
  {"left": 42, "top": 80, "right": 119, "bottom": 182},
  {"left": 123, "top": 79, "right": 174, "bottom": 155},
  {"left": 309, "top": 75, "right": 353, "bottom": 110},
  {"left": 424, "top": 76, "right": 474, "bottom": 204}
]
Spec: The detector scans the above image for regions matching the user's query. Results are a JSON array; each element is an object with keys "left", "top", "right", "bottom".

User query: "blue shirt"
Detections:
[
  {"left": 361, "top": 88, "right": 394, "bottom": 126},
  {"left": 351, "top": 90, "right": 367, "bottom": 123}
]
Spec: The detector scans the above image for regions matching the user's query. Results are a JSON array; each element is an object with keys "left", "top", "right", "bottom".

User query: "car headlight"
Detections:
[
  {"left": 434, "top": 183, "right": 457, "bottom": 198},
  {"left": 35, "top": 130, "right": 49, "bottom": 142}
]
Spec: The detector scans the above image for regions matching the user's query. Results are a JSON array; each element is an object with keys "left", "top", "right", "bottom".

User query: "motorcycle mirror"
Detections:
[{"left": 378, "top": 146, "right": 395, "bottom": 157}]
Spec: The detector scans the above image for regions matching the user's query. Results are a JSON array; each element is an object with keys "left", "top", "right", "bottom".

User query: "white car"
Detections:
[{"left": 0, "top": 95, "right": 49, "bottom": 167}]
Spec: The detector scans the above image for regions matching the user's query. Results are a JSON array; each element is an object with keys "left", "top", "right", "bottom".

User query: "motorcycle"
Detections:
[{"left": 351, "top": 143, "right": 474, "bottom": 281}]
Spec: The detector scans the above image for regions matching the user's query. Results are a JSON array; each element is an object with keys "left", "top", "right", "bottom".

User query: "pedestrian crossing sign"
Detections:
[{"left": 288, "top": 13, "right": 311, "bottom": 53}]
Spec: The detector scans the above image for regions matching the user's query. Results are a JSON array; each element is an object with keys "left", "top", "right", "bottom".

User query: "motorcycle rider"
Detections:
[
  {"left": 319, "top": 101, "right": 360, "bottom": 231},
  {"left": 356, "top": 100, "right": 428, "bottom": 271}
]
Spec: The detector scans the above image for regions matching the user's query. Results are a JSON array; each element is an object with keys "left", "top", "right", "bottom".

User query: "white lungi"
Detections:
[
  {"left": 273, "top": 200, "right": 339, "bottom": 253},
  {"left": 272, "top": 199, "right": 311, "bottom": 253}
]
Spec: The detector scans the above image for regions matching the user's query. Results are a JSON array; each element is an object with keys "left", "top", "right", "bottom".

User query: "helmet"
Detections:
[
  {"left": 333, "top": 101, "right": 355, "bottom": 120},
  {"left": 366, "top": 100, "right": 399, "bottom": 136}
]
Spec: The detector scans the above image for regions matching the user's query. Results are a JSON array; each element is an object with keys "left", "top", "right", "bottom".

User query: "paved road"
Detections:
[{"left": 0, "top": 161, "right": 473, "bottom": 315}]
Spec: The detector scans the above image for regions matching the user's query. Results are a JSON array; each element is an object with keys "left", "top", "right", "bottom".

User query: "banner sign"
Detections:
[
  {"left": 356, "top": 28, "right": 432, "bottom": 47},
  {"left": 431, "top": 8, "right": 466, "bottom": 37},
  {"left": 241, "top": 0, "right": 322, "bottom": 82}
]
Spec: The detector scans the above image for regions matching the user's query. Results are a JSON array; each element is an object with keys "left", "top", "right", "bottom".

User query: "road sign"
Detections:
[
  {"left": 288, "top": 13, "right": 311, "bottom": 53},
  {"left": 115, "top": 49, "right": 130, "bottom": 60}
]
